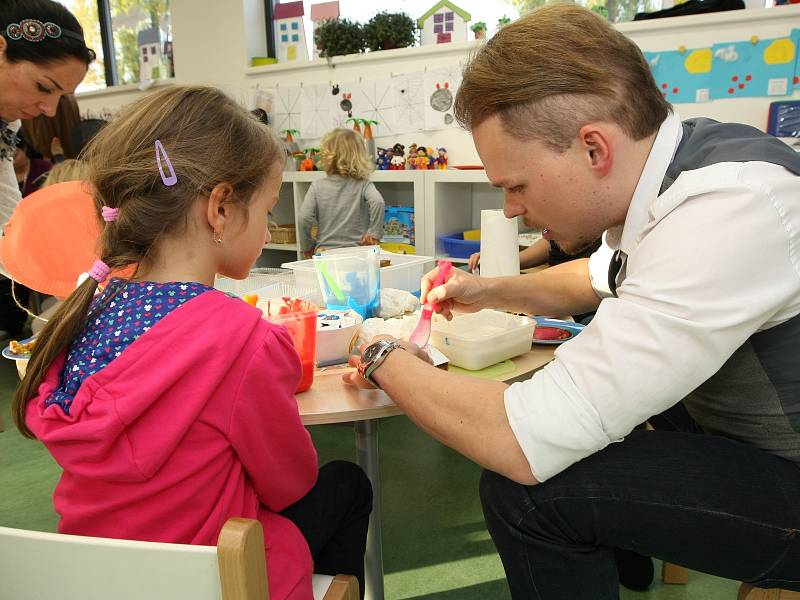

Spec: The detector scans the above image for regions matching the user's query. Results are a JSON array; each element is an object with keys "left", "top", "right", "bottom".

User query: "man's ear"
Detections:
[
  {"left": 578, "top": 124, "right": 614, "bottom": 178},
  {"left": 206, "top": 182, "right": 235, "bottom": 234}
]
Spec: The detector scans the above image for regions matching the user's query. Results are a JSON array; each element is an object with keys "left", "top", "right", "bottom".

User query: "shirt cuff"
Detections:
[
  {"left": 504, "top": 359, "right": 615, "bottom": 482},
  {"left": 588, "top": 239, "right": 615, "bottom": 299}
]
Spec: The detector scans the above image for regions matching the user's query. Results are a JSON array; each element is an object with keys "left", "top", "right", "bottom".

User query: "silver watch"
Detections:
[{"left": 358, "top": 339, "right": 403, "bottom": 388}]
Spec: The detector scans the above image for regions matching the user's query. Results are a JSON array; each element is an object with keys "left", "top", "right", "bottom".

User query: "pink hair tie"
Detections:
[
  {"left": 101, "top": 206, "right": 119, "bottom": 222},
  {"left": 88, "top": 259, "right": 111, "bottom": 283}
]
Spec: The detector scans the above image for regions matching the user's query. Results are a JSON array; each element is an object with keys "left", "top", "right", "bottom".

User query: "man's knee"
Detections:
[{"left": 321, "top": 460, "right": 373, "bottom": 511}]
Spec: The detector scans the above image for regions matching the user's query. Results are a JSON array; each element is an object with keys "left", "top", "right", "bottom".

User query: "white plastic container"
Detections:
[
  {"left": 429, "top": 310, "right": 535, "bottom": 371},
  {"left": 316, "top": 309, "right": 362, "bottom": 366},
  {"left": 282, "top": 250, "right": 434, "bottom": 298}
]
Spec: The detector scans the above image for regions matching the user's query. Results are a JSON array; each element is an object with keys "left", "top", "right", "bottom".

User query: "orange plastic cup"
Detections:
[{"left": 262, "top": 298, "right": 319, "bottom": 393}]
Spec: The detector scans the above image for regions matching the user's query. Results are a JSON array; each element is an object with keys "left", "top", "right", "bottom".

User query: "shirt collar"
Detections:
[{"left": 605, "top": 110, "right": 683, "bottom": 254}]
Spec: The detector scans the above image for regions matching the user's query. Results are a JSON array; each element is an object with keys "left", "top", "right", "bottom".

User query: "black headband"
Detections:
[{"left": 3, "top": 19, "right": 86, "bottom": 45}]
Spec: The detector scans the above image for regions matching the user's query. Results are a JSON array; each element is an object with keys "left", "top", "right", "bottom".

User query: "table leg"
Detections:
[{"left": 355, "top": 419, "right": 384, "bottom": 600}]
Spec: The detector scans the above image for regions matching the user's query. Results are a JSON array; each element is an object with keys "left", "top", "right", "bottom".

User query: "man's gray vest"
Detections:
[{"left": 610, "top": 118, "right": 800, "bottom": 463}]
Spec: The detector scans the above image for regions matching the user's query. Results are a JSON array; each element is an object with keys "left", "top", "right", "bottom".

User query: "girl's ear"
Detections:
[{"left": 206, "top": 182, "right": 235, "bottom": 234}]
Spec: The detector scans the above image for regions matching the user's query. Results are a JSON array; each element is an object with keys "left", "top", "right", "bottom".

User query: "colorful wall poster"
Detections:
[
  {"left": 710, "top": 38, "right": 795, "bottom": 99},
  {"left": 644, "top": 48, "right": 712, "bottom": 104},
  {"left": 792, "top": 29, "right": 800, "bottom": 89}
]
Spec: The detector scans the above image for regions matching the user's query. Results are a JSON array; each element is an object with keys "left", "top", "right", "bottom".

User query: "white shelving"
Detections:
[{"left": 263, "top": 169, "right": 527, "bottom": 265}]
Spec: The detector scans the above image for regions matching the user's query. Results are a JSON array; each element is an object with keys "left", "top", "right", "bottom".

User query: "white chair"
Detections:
[{"left": 0, "top": 517, "right": 358, "bottom": 600}]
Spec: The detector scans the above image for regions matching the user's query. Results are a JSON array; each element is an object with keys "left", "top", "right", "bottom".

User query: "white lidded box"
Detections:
[
  {"left": 282, "top": 250, "right": 434, "bottom": 299},
  {"left": 430, "top": 310, "right": 535, "bottom": 371}
]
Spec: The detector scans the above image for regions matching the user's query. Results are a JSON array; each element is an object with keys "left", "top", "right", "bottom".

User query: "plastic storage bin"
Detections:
[
  {"left": 439, "top": 232, "right": 481, "bottom": 258},
  {"left": 312, "top": 246, "right": 381, "bottom": 319},
  {"left": 429, "top": 309, "right": 535, "bottom": 370},
  {"left": 283, "top": 250, "right": 434, "bottom": 298}
]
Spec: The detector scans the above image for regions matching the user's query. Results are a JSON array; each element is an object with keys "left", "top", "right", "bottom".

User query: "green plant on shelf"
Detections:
[
  {"left": 363, "top": 12, "right": 417, "bottom": 52},
  {"left": 314, "top": 18, "right": 366, "bottom": 58}
]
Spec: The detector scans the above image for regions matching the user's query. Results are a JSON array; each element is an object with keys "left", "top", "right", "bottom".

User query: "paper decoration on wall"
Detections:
[
  {"left": 299, "top": 83, "right": 334, "bottom": 139},
  {"left": 329, "top": 82, "right": 359, "bottom": 127},
  {"left": 354, "top": 79, "right": 396, "bottom": 135},
  {"left": 391, "top": 72, "right": 426, "bottom": 135},
  {"left": 273, "top": 85, "right": 302, "bottom": 135},
  {"left": 424, "top": 65, "right": 462, "bottom": 130},
  {"left": 644, "top": 48, "right": 712, "bottom": 104},
  {"left": 792, "top": 29, "right": 800, "bottom": 89},
  {"left": 252, "top": 87, "right": 275, "bottom": 122},
  {"left": 710, "top": 38, "right": 795, "bottom": 99}
]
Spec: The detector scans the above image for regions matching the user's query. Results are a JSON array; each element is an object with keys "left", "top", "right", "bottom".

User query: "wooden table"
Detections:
[{"left": 300, "top": 344, "right": 556, "bottom": 600}]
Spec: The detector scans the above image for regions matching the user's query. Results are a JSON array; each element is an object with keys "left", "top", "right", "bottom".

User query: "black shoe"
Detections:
[{"left": 614, "top": 547, "right": 654, "bottom": 591}]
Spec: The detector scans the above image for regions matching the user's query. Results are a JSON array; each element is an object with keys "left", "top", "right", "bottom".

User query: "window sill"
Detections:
[{"left": 76, "top": 77, "right": 176, "bottom": 100}]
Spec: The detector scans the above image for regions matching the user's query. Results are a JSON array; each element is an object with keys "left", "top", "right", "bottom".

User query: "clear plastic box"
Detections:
[
  {"left": 282, "top": 250, "right": 434, "bottom": 298},
  {"left": 429, "top": 310, "right": 535, "bottom": 371}
]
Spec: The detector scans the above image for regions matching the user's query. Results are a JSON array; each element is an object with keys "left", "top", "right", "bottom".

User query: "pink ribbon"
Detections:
[
  {"left": 101, "top": 206, "right": 119, "bottom": 222},
  {"left": 87, "top": 260, "right": 111, "bottom": 283}
]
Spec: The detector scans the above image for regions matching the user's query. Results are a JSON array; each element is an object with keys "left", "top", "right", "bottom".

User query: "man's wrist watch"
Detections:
[{"left": 358, "top": 339, "right": 403, "bottom": 388}]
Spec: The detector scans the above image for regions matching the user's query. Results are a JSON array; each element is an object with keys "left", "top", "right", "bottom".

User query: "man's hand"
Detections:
[
  {"left": 342, "top": 335, "right": 432, "bottom": 389},
  {"left": 303, "top": 248, "right": 316, "bottom": 259},
  {"left": 50, "top": 137, "right": 64, "bottom": 159},
  {"left": 421, "top": 264, "right": 491, "bottom": 321}
]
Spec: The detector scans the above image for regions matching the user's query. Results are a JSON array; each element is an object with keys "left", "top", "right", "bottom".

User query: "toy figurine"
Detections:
[
  {"left": 436, "top": 147, "right": 448, "bottom": 169},
  {"left": 376, "top": 147, "right": 390, "bottom": 170},
  {"left": 406, "top": 143, "right": 418, "bottom": 168},
  {"left": 415, "top": 147, "right": 430, "bottom": 170},
  {"left": 390, "top": 153, "right": 405, "bottom": 170},
  {"left": 392, "top": 142, "right": 405, "bottom": 157}
]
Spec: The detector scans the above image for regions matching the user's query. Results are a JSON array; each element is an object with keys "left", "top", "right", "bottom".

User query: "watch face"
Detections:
[{"left": 362, "top": 340, "right": 387, "bottom": 363}]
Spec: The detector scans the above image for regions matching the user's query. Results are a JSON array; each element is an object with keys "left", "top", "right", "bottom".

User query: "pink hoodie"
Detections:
[{"left": 25, "top": 290, "right": 318, "bottom": 600}]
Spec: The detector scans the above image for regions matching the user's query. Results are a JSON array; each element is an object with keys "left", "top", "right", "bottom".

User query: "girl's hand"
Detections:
[{"left": 420, "top": 265, "right": 490, "bottom": 321}]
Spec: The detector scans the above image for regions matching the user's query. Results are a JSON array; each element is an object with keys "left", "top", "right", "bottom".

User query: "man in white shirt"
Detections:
[{"left": 346, "top": 4, "right": 800, "bottom": 598}]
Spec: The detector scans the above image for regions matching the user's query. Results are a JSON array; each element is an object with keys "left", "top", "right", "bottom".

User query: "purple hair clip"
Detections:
[
  {"left": 101, "top": 206, "right": 119, "bottom": 222},
  {"left": 155, "top": 140, "right": 177, "bottom": 186}
]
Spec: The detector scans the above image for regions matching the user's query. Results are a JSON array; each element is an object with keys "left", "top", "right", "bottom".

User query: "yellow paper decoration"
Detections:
[
  {"left": 684, "top": 48, "right": 712, "bottom": 74},
  {"left": 763, "top": 38, "right": 795, "bottom": 66}
]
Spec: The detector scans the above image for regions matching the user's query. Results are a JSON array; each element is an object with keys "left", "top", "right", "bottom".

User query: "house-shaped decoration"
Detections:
[
  {"left": 310, "top": 1, "right": 340, "bottom": 59},
  {"left": 418, "top": 1, "right": 471, "bottom": 46},
  {"left": 274, "top": 1, "right": 308, "bottom": 63},
  {"left": 137, "top": 27, "right": 163, "bottom": 81}
]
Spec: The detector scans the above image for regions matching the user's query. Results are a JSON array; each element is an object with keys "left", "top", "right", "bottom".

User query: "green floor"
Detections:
[{"left": 0, "top": 358, "right": 739, "bottom": 599}]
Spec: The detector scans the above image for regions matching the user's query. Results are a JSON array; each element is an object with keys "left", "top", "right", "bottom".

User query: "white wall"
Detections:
[{"left": 76, "top": 4, "right": 800, "bottom": 165}]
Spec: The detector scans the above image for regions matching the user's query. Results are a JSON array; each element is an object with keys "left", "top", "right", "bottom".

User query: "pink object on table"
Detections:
[
  {"left": 263, "top": 298, "right": 319, "bottom": 393},
  {"left": 409, "top": 260, "right": 452, "bottom": 348}
]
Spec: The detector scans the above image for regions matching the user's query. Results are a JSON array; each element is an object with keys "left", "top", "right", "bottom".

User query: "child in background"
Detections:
[
  {"left": 299, "top": 128, "right": 385, "bottom": 258},
  {"left": 12, "top": 86, "right": 371, "bottom": 600}
]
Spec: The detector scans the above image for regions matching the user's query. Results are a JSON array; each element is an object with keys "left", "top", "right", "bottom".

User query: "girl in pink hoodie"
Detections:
[{"left": 12, "top": 85, "right": 371, "bottom": 600}]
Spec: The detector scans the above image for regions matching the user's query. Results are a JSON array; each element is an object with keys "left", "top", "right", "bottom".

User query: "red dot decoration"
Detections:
[
  {"left": 661, "top": 83, "right": 668, "bottom": 89},
  {"left": 662, "top": 92, "right": 667, "bottom": 97},
  {"left": 795, "top": 76, "right": 800, "bottom": 85},
  {"left": 738, "top": 83, "right": 745, "bottom": 89},
  {"left": 745, "top": 74, "right": 752, "bottom": 81},
  {"left": 673, "top": 87, "right": 679, "bottom": 94},
  {"left": 732, "top": 75, "right": 739, "bottom": 82},
  {"left": 728, "top": 88, "right": 735, "bottom": 94}
]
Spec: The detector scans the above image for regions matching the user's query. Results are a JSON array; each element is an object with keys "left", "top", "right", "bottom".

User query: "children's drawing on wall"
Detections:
[
  {"left": 300, "top": 83, "right": 334, "bottom": 140},
  {"left": 340, "top": 93, "right": 353, "bottom": 118},
  {"left": 644, "top": 48, "right": 712, "bottom": 104},
  {"left": 252, "top": 87, "right": 275, "bottom": 124},
  {"left": 424, "top": 65, "right": 462, "bottom": 130},
  {"left": 710, "top": 37, "right": 795, "bottom": 99},
  {"left": 273, "top": 85, "right": 302, "bottom": 135},
  {"left": 391, "top": 72, "right": 425, "bottom": 134},
  {"left": 354, "top": 79, "right": 397, "bottom": 134}
]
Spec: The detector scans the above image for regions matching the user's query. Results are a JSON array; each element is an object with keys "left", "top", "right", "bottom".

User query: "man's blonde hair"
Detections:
[
  {"left": 454, "top": 4, "right": 670, "bottom": 152},
  {"left": 320, "top": 128, "right": 373, "bottom": 180}
]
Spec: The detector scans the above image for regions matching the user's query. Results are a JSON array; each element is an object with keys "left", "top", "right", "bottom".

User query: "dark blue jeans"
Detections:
[{"left": 480, "top": 429, "right": 800, "bottom": 599}]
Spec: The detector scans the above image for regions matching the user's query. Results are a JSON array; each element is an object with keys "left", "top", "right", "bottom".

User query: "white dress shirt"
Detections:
[{"left": 505, "top": 110, "right": 800, "bottom": 482}]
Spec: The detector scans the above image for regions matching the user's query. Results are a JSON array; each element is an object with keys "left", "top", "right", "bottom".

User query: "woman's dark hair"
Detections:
[{"left": 1, "top": 0, "right": 95, "bottom": 66}]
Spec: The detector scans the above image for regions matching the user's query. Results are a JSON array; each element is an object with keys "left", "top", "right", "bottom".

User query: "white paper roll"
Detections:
[{"left": 479, "top": 210, "right": 520, "bottom": 277}]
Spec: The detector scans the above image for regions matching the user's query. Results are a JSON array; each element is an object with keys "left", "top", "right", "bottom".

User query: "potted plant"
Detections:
[
  {"left": 363, "top": 12, "right": 417, "bottom": 52},
  {"left": 497, "top": 15, "right": 512, "bottom": 28},
  {"left": 470, "top": 21, "right": 487, "bottom": 40},
  {"left": 314, "top": 18, "right": 365, "bottom": 58}
]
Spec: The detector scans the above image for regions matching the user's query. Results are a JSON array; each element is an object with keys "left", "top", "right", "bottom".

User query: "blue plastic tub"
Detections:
[{"left": 439, "top": 232, "right": 480, "bottom": 258}]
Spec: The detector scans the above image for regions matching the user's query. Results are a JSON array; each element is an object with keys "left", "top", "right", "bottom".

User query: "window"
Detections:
[
  {"left": 280, "top": 22, "right": 287, "bottom": 31},
  {"left": 291, "top": 21, "right": 299, "bottom": 30},
  {"left": 281, "top": 34, "right": 289, "bottom": 42},
  {"left": 434, "top": 12, "right": 443, "bottom": 34},
  {"left": 445, "top": 12, "right": 454, "bottom": 32},
  {"left": 291, "top": 34, "right": 299, "bottom": 42},
  {"left": 61, "top": 0, "right": 173, "bottom": 91}
]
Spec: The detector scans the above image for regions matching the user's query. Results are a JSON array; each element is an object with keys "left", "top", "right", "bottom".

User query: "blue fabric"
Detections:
[{"left": 46, "top": 279, "right": 212, "bottom": 413}]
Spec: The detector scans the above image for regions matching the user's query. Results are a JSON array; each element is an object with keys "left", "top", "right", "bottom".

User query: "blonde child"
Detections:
[
  {"left": 40, "top": 158, "right": 89, "bottom": 186},
  {"left": 298, "top": 128, "right": 385, "bottom": 258},
  {"left": 12, "top": 86, "right": 371, "bottom": 600}
]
